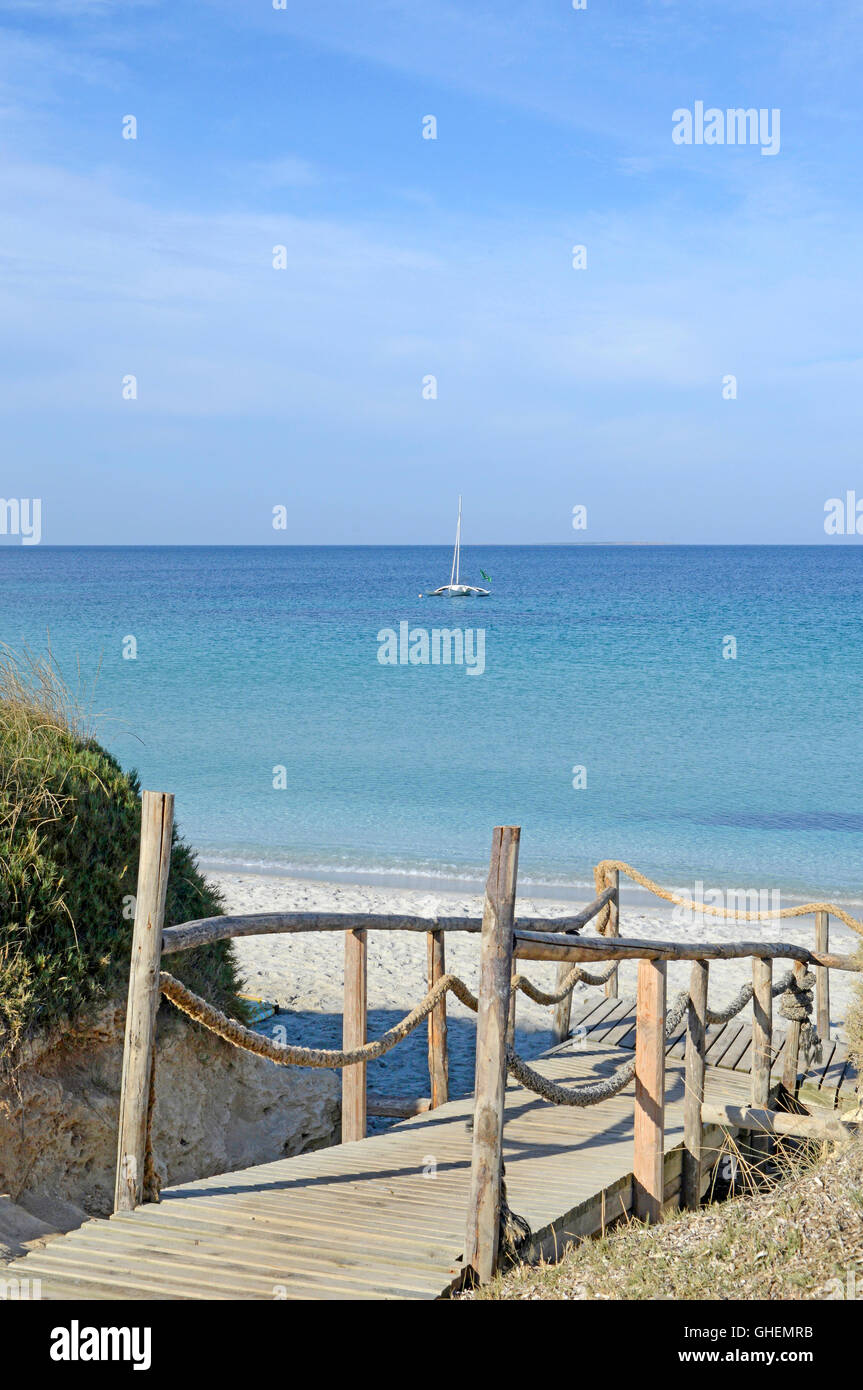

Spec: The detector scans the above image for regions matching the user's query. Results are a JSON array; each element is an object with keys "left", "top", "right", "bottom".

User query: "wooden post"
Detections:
[
  {"left": 751, "top": 958, "right": 773, "bottom": 1158},
  {"left": 605, "top": 868, "right": 620, "bottom": 998},
  {"left": 506, "top": 977, "right": 517, "bottom": 1051},
  {"left": 342, "top": 928, "right": 368, "bottom": 1142},
  {"left": 682, "top": 959, "right": 708, "bottom": 1210},
  {"left": 782, "top": 959, "right": 806, "bottom": 1097},
  {"left": 464, "top": 826, "right": 520, "bottom": 1285},
  {"left": 427, "top": 928, "right": 448, "bottom": 1108},
  {"left": 633, "top": 957, "right": 666, "bottom": 1224},
  {"left": 114, "top": 791, "right": 174, "bottom": 1213},
  {"left": 551, "top": 960, "right": 573, "bottom": 1044},
  {"left": 751, "top": 958, "right": 773, "bottom": 1109},
  {"left": 815, "top": 911, "right": 830, "bottom": 1043}
]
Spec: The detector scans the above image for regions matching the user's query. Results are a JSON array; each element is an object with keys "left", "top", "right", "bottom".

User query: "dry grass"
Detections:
[
  {"left": 846, "top": 941, "right": 863, "bottom": 1076},
  {"left": 463, "top": 1137, "right": 863, "bottom": 1300},
  {"left": 0, "top": 645, "right": 104, "bottom": 855},
  {"left": 0, "top": 645, "right": 245, "bottom": 1053}
]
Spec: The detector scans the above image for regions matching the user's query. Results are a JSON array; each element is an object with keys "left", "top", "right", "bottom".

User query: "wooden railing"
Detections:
[
  {"left": 115, "top": 792, "right": 861, "bottom": 1288},
  {"left": 115, "top": 797, "right": 614, "bottom": 1210}
]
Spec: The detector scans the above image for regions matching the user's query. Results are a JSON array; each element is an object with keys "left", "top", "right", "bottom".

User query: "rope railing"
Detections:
[
  {"left": 505, "top": 965, "right": 823, "bottom": 1107},
  {"left": 592, "top": 858, "right": 863, "bottom": 936},
  {"left": 159, "top": 968, "right": 479, "bottom": 1067},
  {"left": 158, "top": 957, "right": 822, "bottom": 1104},
  {"left": 114, "top": 796, "right": 861, "bottom": 1287}
]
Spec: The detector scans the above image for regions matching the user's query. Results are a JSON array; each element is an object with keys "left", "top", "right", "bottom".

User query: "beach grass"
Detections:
[
  {"left": 846, "top": 940, "right": 863, "bottom": 1076},
  {"left": 0, "top": 646, "right": 247, "bottom": 1056},
  {"left": 464, "top": 1136, "right": 863, "bottom": 1301}
]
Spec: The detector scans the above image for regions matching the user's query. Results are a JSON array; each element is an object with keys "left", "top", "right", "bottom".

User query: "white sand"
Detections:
[{"left": 208, "top": 871, "right": 858, "bottom": 1115}]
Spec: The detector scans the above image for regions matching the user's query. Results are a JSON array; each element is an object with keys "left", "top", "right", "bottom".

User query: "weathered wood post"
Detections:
[
  {"left": 751, "top": 957, "right": 773, "bottom": 1158},
  {"left": 633, "top": 956, "right": 666, "bottom": 1223},
  {"left": 682, "top": 959, "right": 708, "bottom": 1210},
  {"left": 815, "top": 911, "right": 830, "bottom": 1044},
  {"left": 506, "top": 977, "right": 517, "bottom": 1051},
  {"left": 464, "top": 826, "right": 520, "bottom": 1284},
  {"left": 114, "top": 790, "right": 174, "bottom": 1214},
  {"left": 427, "top": 928, "right": 449, "bottom": 1108},
  {"left": 342, "top": 927, "right": 368, "bottom": 1142},
  {"left": 605, "top": 868, "right": 620, "bottom": 999},
  {"left": 781, "top": 958, "right": 807, "bottom": 1098},
  {"left": 551, "top": 961, "right": 573, "bottom": 1045}
]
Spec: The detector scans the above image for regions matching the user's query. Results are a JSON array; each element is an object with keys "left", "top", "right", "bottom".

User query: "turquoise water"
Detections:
[{"left": 3, "top": 545, "right": 862, "bottom": 900}]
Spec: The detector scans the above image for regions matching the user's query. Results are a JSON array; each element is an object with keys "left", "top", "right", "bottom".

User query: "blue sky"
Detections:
[{"left": 1, "top": 0, "right": 861, "bottom": 543}]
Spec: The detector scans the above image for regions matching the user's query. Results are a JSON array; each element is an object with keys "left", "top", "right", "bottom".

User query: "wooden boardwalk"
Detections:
[
  {"left": 10, "top": 1021, "right": 788, "bottom": 1302},
  {"left": 570, "top": 993, "right": 859, "bottom": 1111}
]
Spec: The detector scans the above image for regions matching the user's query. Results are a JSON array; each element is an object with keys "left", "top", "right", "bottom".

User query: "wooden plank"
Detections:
[
  {"left": 66, "top": 1224, "right": 452, "bottom": 1289},
  {"left": 160, "top": 895, "right": 614, "bottom": 956},
  {"left": 814, "top": 1039, "right": 838, "bottom": 1088},
  {"left": 114, "top": 790, "right": 174, "bottom": 1213},
  {"left": 709, "top": 1019, "right": 746, "bottom": 1067},
  {"left": 115, "top": 1201, "right": 459, "bottom": 1248},
  {"left": 427, "top": 929, "right": 449, "bottom": 1107},
  {"left": 703, "top": 1020, "right": 731, "bottom": 1063},
  {"left": 514, "top": 932, "right": 858, "bottom": 971},
  {"left": 723, "top": 1023, "right": 753, "bottom": 1072},
  {"left": 769, "top": 1033, "right": 788, "bottom": 1081},
  {"left": 367, "top": 1094, "right": 431, "bottom": 1118},
  {"left": 702, "top": 1103, "right": 856, "bottom": 1143},
  {"left": 633, "top": 958, "right": 666, "bottom": 1224},
  {"left": 682, "top": 960, "right": 708, "bottom": 1211},
  {"left": 566, "top": 993, "right": 625, "bottom": 1037},
  {"left": 604, "top": 868, "right": 620, "bottom": 998},
  {"left": 815, "top": 910, "right": 830, "bottom": 1043},
  {"left": 11, "top": 1013, "right": 792, "bottom": 1304},
  {"left": 342, "top": 927, "right": 367, "bottom": 1142},
  {"left": 818, "top": 1047, "right": 851, "bottom": 1109},
  {"left": 464, "top": 825, "right": 519, "bottom": 1284},
  {"left": 750, "top": 958, "right": 773, "bottom": 1160},
  {"left": 602, "top": 1006, "right": 639, "bottom": 1049},
  {"left": 782, "top": 960, "right": 806, "bottom": 1095},
  {"left": 20, "top": 1242, "right": 425, "bottom": 1300},
  {"left": 551, "top": 960, "right": 574, "bottom": 1044},
  {"left": 584, "top": 996, "right": 637, "bottom": 1042}
]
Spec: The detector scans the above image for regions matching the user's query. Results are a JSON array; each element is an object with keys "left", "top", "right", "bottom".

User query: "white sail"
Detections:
[{"left": 450, "top": 495, "right": 462, "bottom": 586}]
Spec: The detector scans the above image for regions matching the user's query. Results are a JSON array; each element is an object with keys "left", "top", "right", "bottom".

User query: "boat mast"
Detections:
[{"left": 450, "top": 495, "right": 462, "bottom": 586}]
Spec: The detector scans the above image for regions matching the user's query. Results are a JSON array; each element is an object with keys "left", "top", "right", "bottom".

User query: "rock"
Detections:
[{"left": 0, "top": 1001, "right": 340, "bottom": 1221}]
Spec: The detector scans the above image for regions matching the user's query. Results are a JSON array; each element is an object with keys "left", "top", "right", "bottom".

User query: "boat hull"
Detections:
[{"left": 426, "top": 585, "right": 489, "bottom": 597}]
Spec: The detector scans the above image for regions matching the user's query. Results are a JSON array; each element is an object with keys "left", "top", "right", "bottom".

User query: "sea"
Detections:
[{"left": 3, "top": 544, "right": 863, "bottom": 904}]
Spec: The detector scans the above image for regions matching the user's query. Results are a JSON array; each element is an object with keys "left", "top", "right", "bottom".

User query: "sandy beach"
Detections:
[{"left": 211, "top": 871, "right": 860, "bottom": 1115}]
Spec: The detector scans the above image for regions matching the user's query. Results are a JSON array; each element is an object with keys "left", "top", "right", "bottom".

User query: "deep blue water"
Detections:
[{"left": 3, "top": 545, "right": 863, "bottom": 900}]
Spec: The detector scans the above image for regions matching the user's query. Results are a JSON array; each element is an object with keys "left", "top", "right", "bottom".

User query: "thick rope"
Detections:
[
  {"left": 159, "top": 969, "right": 479, "bottom": 1066},
  {"left": 778, "top": 968, "right": 822, "bottom": 1067},
  {"left": 161, "top": 963, "right": 619, "bottom": 1064},
  {"left": 511, "top": 960, "right": 616, "bottom": 1006},
  {"left": 592, "top": 860, "right": 863, "bottom": 936},
  {"left": 506, "top": 990, "right": 690, "bottom": 1107},
  {"left": 508, "top": 963, "right": 822, "bottom": 1108},
  {"left": 705, "top": 969, "right": 796, "bottom": 1024}
]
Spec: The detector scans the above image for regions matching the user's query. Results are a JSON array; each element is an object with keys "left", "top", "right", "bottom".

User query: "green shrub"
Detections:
[{"left": 0, "top": 649, "right": 246, "bottom": 1054}]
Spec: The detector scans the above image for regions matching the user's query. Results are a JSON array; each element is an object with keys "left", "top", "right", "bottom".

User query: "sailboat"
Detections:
[{"left": 426, "top": 496, "right": 489, "bottom": 596}]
